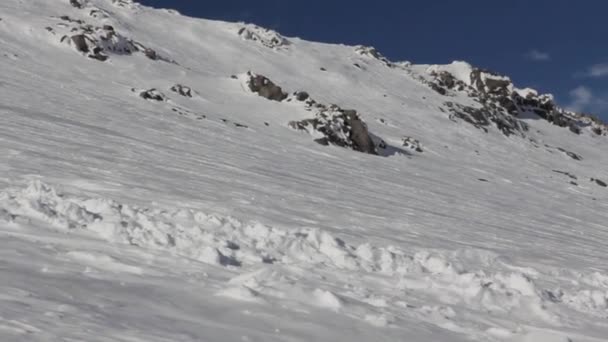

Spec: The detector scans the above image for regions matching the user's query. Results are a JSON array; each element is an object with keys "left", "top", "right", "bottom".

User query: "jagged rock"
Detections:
[
  {"left": 170, "top": 84, "right": 193, "bottom": 97},
  {"left": 52, "top": 16, "right": 172, "bottom": 63},
  {"left": 446, "top": 102, "right": 528, "bottom": 136},
  {"left": 246, "top": 72, "right": 287, "bottom": 102},
  {"left": 112, "top": 0, "right": 136, "bottom": 8},
  {"left": 290, "top": 106, "right": 377, "bottom": 155},
  {"left": 426, "top": 62, "right": 607, "bottom": 137},
  {"left": 142, "top": 48, "right": 157, "bottom": 60},
  {"left": 237, "top": 24, "right": 288, "bottom": 49},
  {"left": 90, "top": 8, "right": 110, "bottom": 19},
  {"left": 557, "top": 147, "right": 582, "bottom": 161},
  {"left": 354, "top": 45, "right": 393, "bottom": 67},
  {"left": 139, "top": 88, "right": 166, "bottom": 101},
  {"left": 89, "top": 46, "right": 108, "bottom": 61},
  {"left": 70, "top": 34, "right": 89, "bottom": 53},
  {"left": 70, "top": 0, "right": 83, "bottom": 9},
  {"left": 552, "top": 170, "right": 577, "bottom": 180},
  {"left": 294, "top": 91, "right": 309, "bottom": 101},
  {"left": 402, "top": 137, "right": 423, "bottom": 152},
  {"left": 241, "top": 75, "right": 385, "bottom": 155}
]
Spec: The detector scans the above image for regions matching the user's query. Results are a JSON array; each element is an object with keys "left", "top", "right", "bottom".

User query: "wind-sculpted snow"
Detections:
[
  {"left": 1, "top": 181, "right": 608, "bottom": 341},
  {"left": 1, "top": 0, "right": 608, "bottom": 341}
]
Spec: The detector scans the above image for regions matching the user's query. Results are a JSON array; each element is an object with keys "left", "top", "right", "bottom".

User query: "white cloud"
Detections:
[
  {"left": 567, "top": 86, "right": 593, "bottom": 112},
  {"left": 525, "top": 49, "right": 550, "bottom": 61},
  {"left": 587, "top": 63, "right": 608, "bottom": 78},
  {"left": 566, "top": 86, "right": 608, "bottom": 115}
]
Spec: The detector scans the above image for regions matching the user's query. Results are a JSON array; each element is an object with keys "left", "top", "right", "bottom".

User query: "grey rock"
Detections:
[
  {"left": 170, "top": 84, "right": 193, "bottom": 97},
  {"left": 247, "top": 73, "right": 287, "bottom": 102},
  {"left": 139, "top": 88, "right": 166, "bottom": 101},
  {"left": 71, "top": 34, "right": 89, "bottom": 53}
]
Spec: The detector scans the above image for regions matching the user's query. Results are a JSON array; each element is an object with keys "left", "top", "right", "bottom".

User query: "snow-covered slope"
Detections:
[{"left": 1, "top": 1, "right": 607, "bottom": 341}]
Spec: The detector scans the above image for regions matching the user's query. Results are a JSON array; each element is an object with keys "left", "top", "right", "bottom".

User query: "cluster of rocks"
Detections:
[
  {"left": 246, "top": 72, "right": 288, "bottom": 101},
  {"left": 354, "top": 46, "right": 393, "bottom": 68},
  {"left": 53, "top": 5, "right": 171, "bottom": 63},
  {"left": 241, "top": 72, "right": 381, "bottom": 155},
  {"left": 108, "top": 0, "right": 138, "bottom": 9},
  {"left": 426, "top": 63, "right": 606, "bottom": 137},
  {"left": 402, "top": 137, "right": 423, "bottom": 153},
  {"left": 138, "top": 88, "right": 166, "bottom": 101},
  {"left": 289, "top": 105, "right": 378, "bottom": 155},
  {"left": 354, "top": 45, "right": 411, "bottom": 70},
  {"left": 444, "top": 101, "right": 529, "bottom": 136},
  {"left": 170, "top": 84, "right": 193, "bottom": 98},
  {"left": 237, "top": 24, "right": 289, "bottom": 49}
]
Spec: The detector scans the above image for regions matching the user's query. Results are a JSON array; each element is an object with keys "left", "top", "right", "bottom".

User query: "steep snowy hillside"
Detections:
[{"left": 1, "top": 1, "right": 608, "bottom": 341}]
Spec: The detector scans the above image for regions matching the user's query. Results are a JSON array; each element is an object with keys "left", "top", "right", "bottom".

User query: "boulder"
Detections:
[
  {"left": 289, "top": 106, "right": 377, "bottom": 155},
  {"left": 247, "top": 73, "right": 287, "bottom": 102},
  {"left": 170, "top": 84, "right": 193, "bottom": 97},
  {"left": 70, "top": 0, "right": 83, "bottom": 9},
  {"left": 593, "top": 178, "right": 608, "bottom": 187},
  {"left": 343, "top": 110, "right": 376, "bottom": 154},
  {"left": 402, "top": 137, "right": 423, "bottom": 152},
  {"left": 294, "top": 91, "right": 310, "bottom": 102},
  {"left": 71, "top": 34, "right": 89, "bottom": 53},
  {"left": 237, "top": 24, "right": 288, "bottom": 49},
  {"left": 139, "top": 88, "right": 166, "bottom": 101}
]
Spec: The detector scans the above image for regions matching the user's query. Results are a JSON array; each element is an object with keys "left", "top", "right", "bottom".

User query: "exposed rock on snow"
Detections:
[
  {"left": 290, "top": 105, "right": 377, "bottom": 155},
  {"left": 591, "top": 178, "right": 607, "bottom": 187},
  {"left": 51, "top": 13, "right": 172, "bottom": 63},
  {"left": 556, "top": 147, "right": 582, "bottom": 161},
  {"left": 444, "top": 101, "right": 529, "bottom": 136},
  {"left": 245, "top": 72, "right": 288, "bottom": 102},
  {"left": 425, "top": 61, "right": 607, "bottom": 137},
  {"left": 402, "top": 137, "right": 423, "bottom": 153},
  {"left": 139, "top": 88, "right": 166, "bottom": 101},
  {"left": 237, "top": 24, "right": 289, "bottom": 49},
  {"left": 355, "top": 45, "right": 393, "bottom": 67},
  {"left": 69, "top": 0, "right": 84, "bottom": 9},
  {"left": 170, "top": 84, "right": 193, "bottom": 98}
]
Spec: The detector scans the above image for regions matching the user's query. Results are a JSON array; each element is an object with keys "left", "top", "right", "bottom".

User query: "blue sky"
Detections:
[{"left": 140, "top": 0, "right": 608, "bottom": 120}]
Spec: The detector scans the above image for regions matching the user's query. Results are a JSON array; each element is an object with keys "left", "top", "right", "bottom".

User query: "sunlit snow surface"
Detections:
[{"left": 1, "top": 1, "right": 608, "bottom": 341}]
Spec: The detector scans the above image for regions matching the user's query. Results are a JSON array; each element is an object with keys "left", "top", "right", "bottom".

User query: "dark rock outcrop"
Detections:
[
  {"left": 290, "top": 105, "right": 377, "bottom": 155},
  {"left": 592, "top": 178, "right": 608, "bottom": 187},
  {"left": 402, "top": 137, "right": 423, "bottom": 153},
  {"left": 426, "top": 63, "right": 607, "bottom": 137},
  {"left": 70, "top": 0, "right": 83, "bottom": 9},
  {"left": 246, "top": 72, "right": 288, "bottom": 102},
  {"left": 170, "top": 84, "right": 193, "bottom": 98},
  {"left": 445, "top": 102, "right": 528, "bottom": 136},
  {"left": 294, "top": 91, "right": 310, "bottom": 102},
  {"left": 557, "top": 147, "right": 582, "bottom": 161},
  {"left": 354, "top": 46, "right": 393, "bottom": 67},
  {"left": 70, "top": 34, "right": 89, "bottom": 53},
  {"left": 52, "top": 16, "right": 173, "bottom": 63},
  {"left": 139, "top": 88, "right": 166, "bottom": 101},
  {"left": 237, "top": 24, "right": 288, "bottom": 49}
]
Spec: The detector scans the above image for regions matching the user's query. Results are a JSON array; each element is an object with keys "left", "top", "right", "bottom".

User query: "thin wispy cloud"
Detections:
[
  {"left": 567, "top": 86, "right": 593, "bottom": 112},
  {"left": 586, "top": 63, "right": 608, "bottom": 78},
  {"left": 566, "top": 85, "right": 608, "bottom": 114},
  {"left": 525, "top": 49, "right": 550, "bottom": 61}
]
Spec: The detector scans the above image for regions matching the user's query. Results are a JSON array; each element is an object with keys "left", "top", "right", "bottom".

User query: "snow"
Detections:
[
  {"left": 427, "top": 60, "right": 475, "bottom": 85},
  {"left": 1, "top": 0, "right": 608, "bottom": 341}
]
